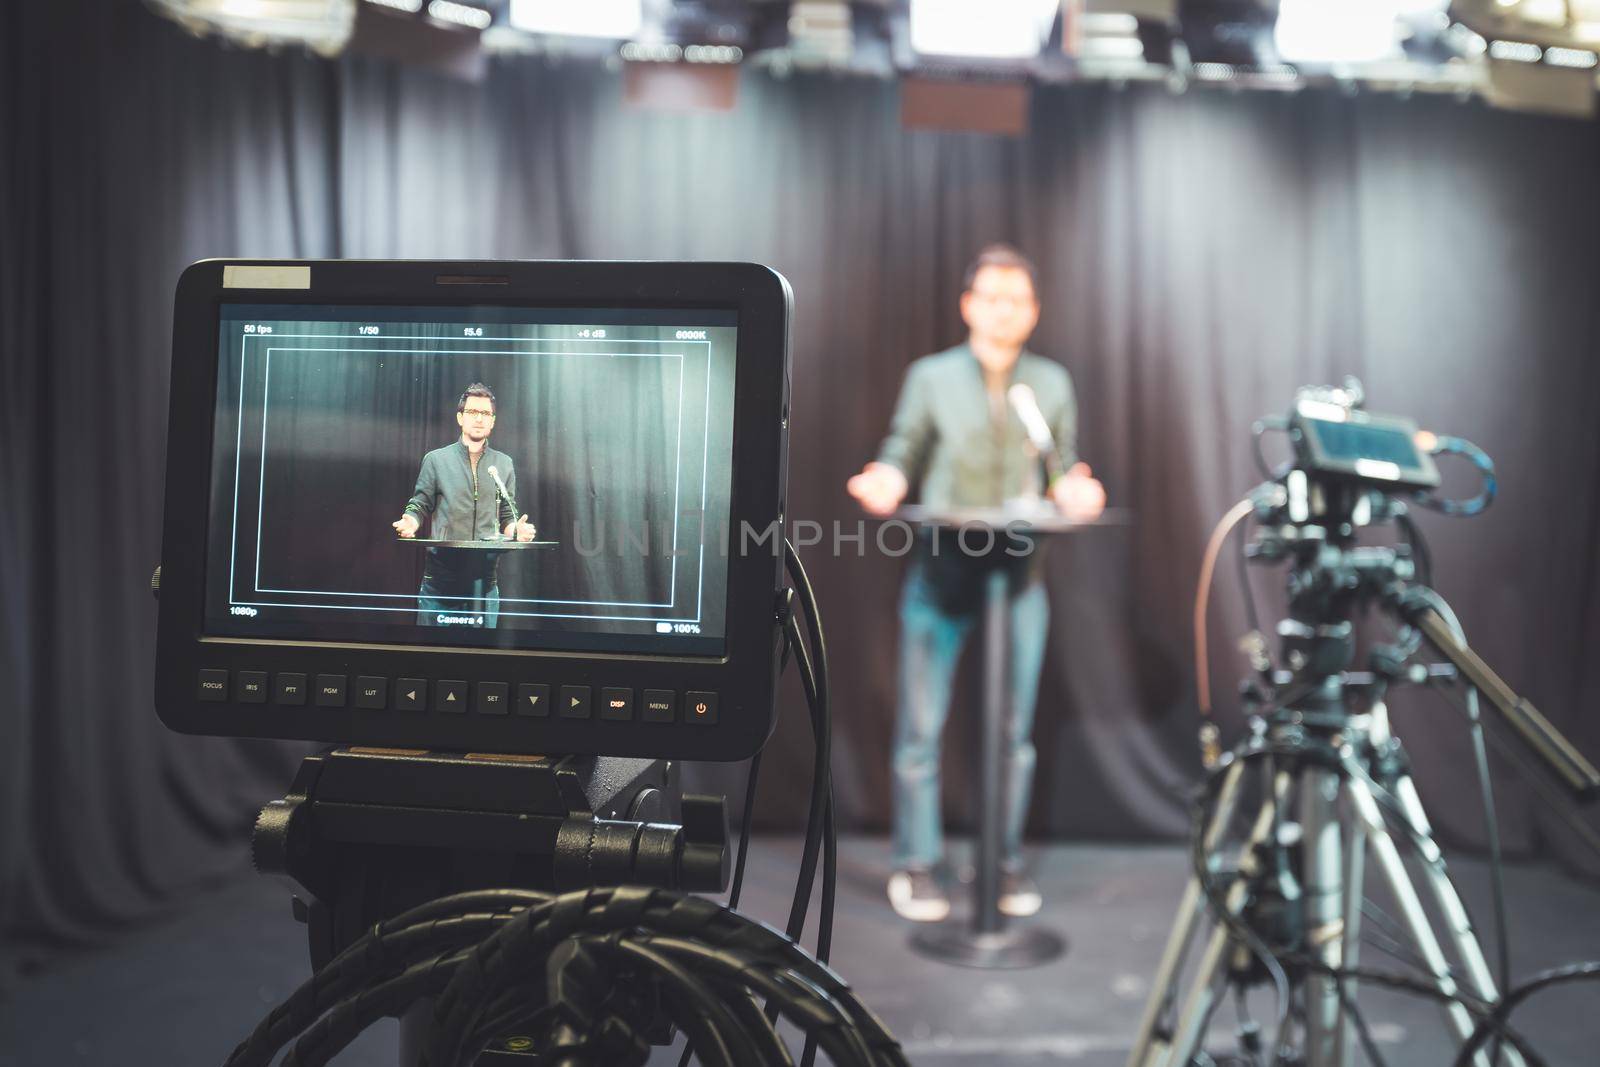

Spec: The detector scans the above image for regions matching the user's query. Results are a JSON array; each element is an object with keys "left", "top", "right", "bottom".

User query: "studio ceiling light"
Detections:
[
  {"left": 507, "top": 0, "right": 642, "bottom": 40},
  {"left": 908, "top": 0, "right": 1059, "bottom": 59},
  {"left": 145, "top": 0, "right": 356, "bottom": 54}
]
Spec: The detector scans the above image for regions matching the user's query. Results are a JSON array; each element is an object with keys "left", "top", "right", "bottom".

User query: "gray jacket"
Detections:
[
  {"left": 403, "top": 441, "right": 519, "bottom": 541},
  {"left": 876, "top": 344, "right": 1078, "bottom": 509}
]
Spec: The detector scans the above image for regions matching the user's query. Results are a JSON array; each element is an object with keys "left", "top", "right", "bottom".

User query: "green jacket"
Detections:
[
  {"left": 403, "top": 440, "right": 519, "bottom": 541},
  {"left": 876, "top": 344, "right": 1078, "bottom": 509}
]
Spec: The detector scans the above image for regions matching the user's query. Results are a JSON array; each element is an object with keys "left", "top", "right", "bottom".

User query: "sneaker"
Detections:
[
  {"left": 887, "top": 867, "right": 951, "bottom": 922},
  {"left": 999, "top": 868, "right": 1042, "bottom": 918}
]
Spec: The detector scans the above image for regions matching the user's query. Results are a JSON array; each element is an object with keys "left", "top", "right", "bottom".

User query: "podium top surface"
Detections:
[
  {"left": 885, "top": 504, "right": 1132, "bottom": 533},
  {"left": 396, "top": 538, "right": 560, "bottom": 549}
]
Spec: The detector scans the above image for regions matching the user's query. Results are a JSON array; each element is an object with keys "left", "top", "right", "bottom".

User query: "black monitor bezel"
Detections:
[
  {"left": 1293, "top": 407, "right": 1442, "bottom": 492},
  {"left": 156, "top": 259, "right": 791, "bottom": 761}
]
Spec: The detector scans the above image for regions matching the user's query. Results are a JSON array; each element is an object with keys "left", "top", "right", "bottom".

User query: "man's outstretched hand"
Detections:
[
  {"left": 506, "top": 514, "right": 536, "bottom": 543},
  {"left": 846, "top": 462, "right": 909, "bottom": 517},
  {"left": 1049, "top": 462, "right": 1106, "bottom": 523},
  {"left": 393, "top": 513, "right": 420, "bottom": 538}
]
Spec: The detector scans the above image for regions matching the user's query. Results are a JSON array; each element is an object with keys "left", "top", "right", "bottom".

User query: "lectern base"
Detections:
[{"left": 909, "top": 922, "right": 1067, "bottom": 969}]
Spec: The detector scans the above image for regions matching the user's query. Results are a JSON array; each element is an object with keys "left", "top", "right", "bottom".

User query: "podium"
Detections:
[
  {"left": 394, "top": 538, "right": 558, "bottom": 550},
  {"left": 884, "top": 503, "right": 1127, "bottom": 969}
]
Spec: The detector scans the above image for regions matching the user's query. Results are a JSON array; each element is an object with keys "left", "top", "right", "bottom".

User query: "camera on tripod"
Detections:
[{"left": 1132, "top": 380, "right": 1600, "bottom": 1067}]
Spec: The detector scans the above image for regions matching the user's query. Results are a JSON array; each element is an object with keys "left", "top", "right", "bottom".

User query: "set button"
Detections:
[{"left": 477, "top": 682, "right": 509, "bottom": 716}]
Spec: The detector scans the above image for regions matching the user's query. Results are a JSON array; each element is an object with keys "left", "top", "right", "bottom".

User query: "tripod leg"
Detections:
[
  {"left": 1344, "top": 775, "right": 1522, "bottom": 1067},
  {"left": 1338, "top": 793, "right": 1368, "bottom": 1067},
  {"left": 1300, "top": 767, "right": 1350, "bottom": 1067},
  {"left": 1127, "top": 765, "right": 1283, "bottom": 1067}
]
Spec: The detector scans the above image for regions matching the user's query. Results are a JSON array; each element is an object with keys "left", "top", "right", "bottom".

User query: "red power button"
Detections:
[{"left": 685, "top": 691, "right": 718, "bottom": 725}]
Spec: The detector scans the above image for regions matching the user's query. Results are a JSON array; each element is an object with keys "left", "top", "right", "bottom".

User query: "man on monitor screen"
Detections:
[
  {"left": 846, "top": 245, "right": 1106, "bottom": 923},
  {"left": 392, "top": 383, "right": 535, "bottom": 627}
]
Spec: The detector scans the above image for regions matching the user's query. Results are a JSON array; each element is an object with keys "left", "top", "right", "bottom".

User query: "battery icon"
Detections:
[{"left": 656, "top": 622, "right": 673, "bottom": 633}]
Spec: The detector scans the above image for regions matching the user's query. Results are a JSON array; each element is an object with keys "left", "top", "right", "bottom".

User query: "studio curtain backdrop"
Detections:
[{"left": 5, "top": 0, "right": 1600, "bottom": 957}]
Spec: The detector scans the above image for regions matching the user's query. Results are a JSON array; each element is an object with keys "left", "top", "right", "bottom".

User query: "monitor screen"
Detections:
[{"left": 204, "top": 303, "right": 738, "bottom": 657}]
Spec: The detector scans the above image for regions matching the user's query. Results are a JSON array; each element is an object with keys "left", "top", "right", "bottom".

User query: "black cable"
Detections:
[
  {"left": 782, "top": 538, "right": 834, "bottom": 964},
  {"left": 781, "top": 608, "right": 835, "bottom": 1067},
  {"left": 1190, "top": 747, "right": 1294, "bottom": 1059},
  {"left": 1453, "top": 963, "right": 1600, "bottom": 1067},
  {"left": 729, "top": 749, "right": 763, "bottom": 912}
]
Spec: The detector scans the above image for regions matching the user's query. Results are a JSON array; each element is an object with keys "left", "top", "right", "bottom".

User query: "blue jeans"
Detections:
[{"left": 892, "top": 559, "right": 1049, "bottom": 870}]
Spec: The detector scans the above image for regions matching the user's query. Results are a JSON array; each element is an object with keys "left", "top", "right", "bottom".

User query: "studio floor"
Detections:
[{"left": 3, "top": 839, "right": 1597, "bottom": 1066}]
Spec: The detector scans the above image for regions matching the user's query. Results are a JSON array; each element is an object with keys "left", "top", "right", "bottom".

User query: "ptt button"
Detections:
[
  {"left": 600, "top": 687, "right": 633, "bottom": 721},
  {"left": 315, "top": 674, "right": 347, "bottom": 707},
  {"left": 236, "top": 671, "right": 268, "bottom": 703},
  {"left": 478, "top": 682, "right": 510, "bottom": 716},
  {"left": 642, "top": 689, "right": 675, "bottom": 723},
  {"left": 198, "top": 669, "right": 228, "bottom": 702},
  {"left": 275, "top": 672, "right": 307, "bottom": 706},
  {"left": 437, "top": 679, "right": 468, "bottom": 714},
  {"left": 560, "top": 685, "right": 591, "bottom": 719},
  {"left": 686, "top": 691, "right": 718, "bottom": 725}
]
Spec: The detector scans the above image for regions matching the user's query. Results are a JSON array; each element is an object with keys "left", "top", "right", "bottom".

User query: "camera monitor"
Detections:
[
  {"left": 156, "top": 260, "right": 791, "bottom": 761},
  {"left": 1291, "top": 401, "right": 1441, "bottom": 492}
]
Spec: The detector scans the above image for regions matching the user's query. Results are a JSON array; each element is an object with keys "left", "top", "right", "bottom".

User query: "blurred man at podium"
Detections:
[
  {"left": 392, "top": 383, "right": 535, "bottom": 627},
  {"left": 847, "top": 245, "right": 1106, "bottom": 922}
]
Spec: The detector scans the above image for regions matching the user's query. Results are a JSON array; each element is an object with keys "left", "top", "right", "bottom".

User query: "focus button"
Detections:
[{"left": 198, "top": 669, "right": 228, "bottom": 702}]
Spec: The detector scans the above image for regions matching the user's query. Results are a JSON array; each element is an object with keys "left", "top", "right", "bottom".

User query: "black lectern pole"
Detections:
[
  {"left": 973, "top": 566, "right": 1009, "bottom": 938},
  {"left": 885, "top": 505, "right": 1128, "bottom": 969}
]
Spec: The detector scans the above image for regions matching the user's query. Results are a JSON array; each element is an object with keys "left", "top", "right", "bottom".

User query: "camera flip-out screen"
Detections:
[{"left": 157, "top": 261, "right": 791, "bottom": 760}]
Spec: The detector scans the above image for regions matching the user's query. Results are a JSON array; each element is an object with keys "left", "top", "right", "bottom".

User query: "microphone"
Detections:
[
  {"left": 1008, "top": 383, "right": 1065, "bottom": 484},
  {"left": 487, "top": 465, "right": 520, "bottom": 533}
]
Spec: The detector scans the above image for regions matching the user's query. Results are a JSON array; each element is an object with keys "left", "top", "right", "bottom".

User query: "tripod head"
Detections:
[{"left": 1230, "top": 380, "right": 1599, "bottom": 797}]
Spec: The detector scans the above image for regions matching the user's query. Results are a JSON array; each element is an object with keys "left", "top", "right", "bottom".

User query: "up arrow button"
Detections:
[{"left": 436, "top": 679, "right": 468, "bottom": 714}]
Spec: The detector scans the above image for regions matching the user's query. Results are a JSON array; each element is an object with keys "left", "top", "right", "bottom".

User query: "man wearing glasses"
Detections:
[
  {"left": 847, "top": 245, "right": 1106, "bottom": 923},
  {"left": 392, "top": 383, "right": 535, "bottom": 627}
]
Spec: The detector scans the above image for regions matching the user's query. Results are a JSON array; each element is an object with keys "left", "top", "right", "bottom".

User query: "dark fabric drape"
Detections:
[{"left": 6, "top": 0, "right": 1600, "bottom": 956}]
